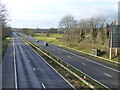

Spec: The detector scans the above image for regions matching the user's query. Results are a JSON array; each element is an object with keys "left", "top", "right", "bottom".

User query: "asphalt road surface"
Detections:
[
  {"left": 2, "top": 37, "right": 15, "bottom": 88},
  {"left": 2, "top": 32, "right": 74, "bottom": 89},
  {"left": 21, "top": 33, "right": 120, "bottom": 89}
]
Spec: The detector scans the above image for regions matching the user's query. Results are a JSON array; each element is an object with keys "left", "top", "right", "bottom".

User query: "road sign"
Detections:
[{"left": 109, "top": 25, "right": 120, "bottom": 47}]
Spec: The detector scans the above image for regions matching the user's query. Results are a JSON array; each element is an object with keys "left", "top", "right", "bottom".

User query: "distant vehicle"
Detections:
[
  {"left": 36, "top": 40, "right": 39, "bottom": 42},
  {"left": 44, "top": 42, "right": 49, "bottom": 46}
]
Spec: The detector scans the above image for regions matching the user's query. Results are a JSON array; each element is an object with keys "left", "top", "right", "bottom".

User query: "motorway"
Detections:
[
  {"left": 2, "top": 32, "right": 74, "bottom": 89},
  {"left": 21, "top": 34, "right": 120, "bottom": 89}
]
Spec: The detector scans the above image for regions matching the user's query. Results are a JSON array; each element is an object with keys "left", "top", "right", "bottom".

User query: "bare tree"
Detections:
[
  {"left": 88, "top": 16, "right": 107, "bottom": 41},
  {"left": 78, "top": 19, "right": 91, "bottom": 34},
  {"left": 89, "top": 16, "right": 106, "bottom": 30},
  {"left": 22, "top": 28, "right": 35, "bottom": 36},
  {"left": 0, "top": 2, "right": 12, "bottom": 39},
  {"left": 59, "top": 15, "right": 77, "bottom": 32},
  {"left": 0, "top": 3, "right": 10, "bottom": 27}
]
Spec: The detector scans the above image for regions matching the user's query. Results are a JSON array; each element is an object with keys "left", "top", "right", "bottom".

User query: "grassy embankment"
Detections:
[
  {"left": 2, "top": 37, "right": 11, "bottom": 57},
  {"left": 33, "top": 33, "right": 119, "bottom": 63},
  {"left": 2, "top": 27, "right": 13, "bottom": 57}
]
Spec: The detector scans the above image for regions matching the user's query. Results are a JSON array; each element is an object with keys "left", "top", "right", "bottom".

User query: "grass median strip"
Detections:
[{"left": 21, "top": 36, "right": 108, "bottom": 89}]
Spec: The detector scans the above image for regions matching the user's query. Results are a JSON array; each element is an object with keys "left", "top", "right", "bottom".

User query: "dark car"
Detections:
[
  {"left": 44, "top": 42, "right": 49, "bottom": 46},
  {"left": 36, "top": 40, "right": 39, "bottom": 42}
]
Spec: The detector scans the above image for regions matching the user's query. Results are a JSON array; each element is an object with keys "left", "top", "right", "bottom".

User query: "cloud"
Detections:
[{"left": 2, "top": 0, "right": 119, "bottom": 28}]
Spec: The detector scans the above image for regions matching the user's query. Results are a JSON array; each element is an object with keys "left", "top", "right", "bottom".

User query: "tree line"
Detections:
[
  {"left": 58, "top": 15, "right": 116, "bottom": 46},
  {"left": 0, "top": 2, "right": 12, "bottom": 39}
]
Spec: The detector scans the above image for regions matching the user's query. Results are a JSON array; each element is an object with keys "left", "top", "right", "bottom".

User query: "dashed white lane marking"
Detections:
[
  {"left": 33, "top": 68, "right": 36, "bottom": 71},
  {"left": 68, "top": 56, "right": 71, "bottom": 58},
  {"left": 42, "top": 83, "right": 46, "bottom": 89},
  {"left": 104, "top": 73, "right": 112, "bottom": 77},
  {"left": 81, "top": 62, "right": 86, "bottom": 65},
  {"left": 23, "top": 35, "right": 109, "bottom": 89},
  {"left": 53, "top": 46, "right": 120, "bottom": 73},
  {"left": 13, "top": 37, "right": 18, "bottom": 89}
]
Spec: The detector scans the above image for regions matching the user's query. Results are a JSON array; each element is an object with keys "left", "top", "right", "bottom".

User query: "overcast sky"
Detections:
[{"left": 2, "top": 0, "right": 119, "bottom": 28}]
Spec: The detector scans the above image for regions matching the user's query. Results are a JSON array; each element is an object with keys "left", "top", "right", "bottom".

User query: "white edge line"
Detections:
[
  {"left": 61, "top": 60, "right": 110, "bottom": 89},
  {"left": 59, "top": 45, "right": 120, "bottom": 64},
  {"left": 53, "top": 46, "right": 120, "bottom": 73},
  {"left": 51, "top": 54, "right": 110, "bottom": 89},
  {"left": 34, "top": 50, "right": 76, "bottom": 89},
  {"left": 69, "top": 64, "right": 110, "bottom": 89},
  {"left": 42, "top": 48, "right": 110, "bottom": 89},
  {"left": 31, "top": 43, "right": 110, "bottom": 89},
  {"left": 42, "top": 83, "right": 46, "bottom": 89},
  {"left": 21, "top": 34, "right": 110, "bottom": 90},
  {"left": 22, "top": 39, "right": 76, "bottom": 90},
  {"left": 13, "top": 35, "right": 18, "bottom": 89},
  {"left": 22, "top": 36, "right": 110, "bottom": 89}
]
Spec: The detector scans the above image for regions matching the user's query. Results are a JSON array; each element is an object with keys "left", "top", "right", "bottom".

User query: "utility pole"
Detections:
[
  {"left": 115, "top": 48, "right": 117, "bottom": 56},
  {"left": 109, "top": 29, "right": 112, "bottom": 59}
]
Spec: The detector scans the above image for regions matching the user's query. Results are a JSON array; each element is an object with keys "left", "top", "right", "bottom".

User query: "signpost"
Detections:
[
  {"left": 109, "top": 1, "right": 120, "bottom": 60},
  {"left": 109, "top": 25, "right": 120, "bottom": 59}
]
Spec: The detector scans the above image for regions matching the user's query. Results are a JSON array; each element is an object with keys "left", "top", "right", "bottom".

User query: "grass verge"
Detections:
[{"left": 2, "top": 37, "right": 11, "bottom": 57}]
